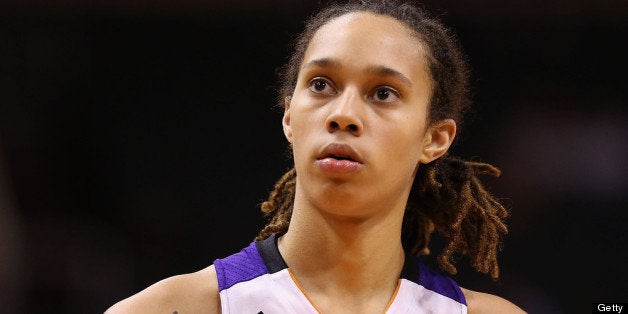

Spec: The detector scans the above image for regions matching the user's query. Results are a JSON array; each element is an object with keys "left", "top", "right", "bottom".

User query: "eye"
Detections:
[
  {"left": 308, "top": 78, "right": 336, "bottom": 95},
  {"left": 369, "top": 86, "right": 400, "bottom": 103}
]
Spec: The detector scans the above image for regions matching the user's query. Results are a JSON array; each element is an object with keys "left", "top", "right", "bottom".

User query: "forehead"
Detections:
[{"left": 302, "top": 12, "right": 430, "bottom": 80}]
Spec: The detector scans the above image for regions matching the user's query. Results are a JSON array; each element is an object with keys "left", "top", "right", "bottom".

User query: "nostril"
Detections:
[{"left": 327, "top": 120, "right": 360, "bottom": 134}]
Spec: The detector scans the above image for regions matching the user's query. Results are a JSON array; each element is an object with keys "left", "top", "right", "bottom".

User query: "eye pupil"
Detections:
[
  {"left": 314, "top": 80, "right": 326, "bottom": 91},
  {"left": 377, "top": 89, "right": 389, "bottom": 100}
]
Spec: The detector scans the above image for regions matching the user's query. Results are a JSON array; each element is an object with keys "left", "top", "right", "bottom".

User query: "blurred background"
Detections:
[{"left": 0, "top": 0, "right": 626, "bottom": 313}]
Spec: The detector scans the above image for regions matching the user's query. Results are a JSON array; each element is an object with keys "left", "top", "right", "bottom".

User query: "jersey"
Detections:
[{"left": 213, "top": 233, "right": 467, "bottom": 313}]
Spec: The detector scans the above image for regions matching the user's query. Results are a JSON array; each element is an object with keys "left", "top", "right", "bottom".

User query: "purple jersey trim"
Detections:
[
  {"left": 418, "top": 259, "right": 467, "bottom": 305},
  {"left": 214, "top": 241, "right": 269, "bottom": 291}
]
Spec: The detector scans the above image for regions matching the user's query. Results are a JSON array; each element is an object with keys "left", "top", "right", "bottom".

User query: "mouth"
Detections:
[
  {"left": 326, "top": 154, "right": 355, "bottom": 161},
  {"left": 317, "top": 143, "right": 362, "bottom": 163},
  {"left": 315, "top": 143, "right": 364, "bottom": 174}
]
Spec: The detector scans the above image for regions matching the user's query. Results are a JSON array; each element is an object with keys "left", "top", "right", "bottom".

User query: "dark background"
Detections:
[{"left": 1, "top": 1, "right": 626, "bottom": 313}]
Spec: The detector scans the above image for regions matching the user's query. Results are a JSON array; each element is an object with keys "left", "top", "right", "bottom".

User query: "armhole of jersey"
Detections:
[
  {"left": 213, "top": 258, "right": 226, "bottom": 291},
  {"left": 416, "top": 257, "right": 467, "bottom": 306},
  {"left": 212, "top": 241, "right": 269, "bottom": 291}
]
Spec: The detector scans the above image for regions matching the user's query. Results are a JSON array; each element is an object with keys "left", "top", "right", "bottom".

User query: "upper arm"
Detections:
[
  {"left": 461, "top": 287, "right": 526, "bottom": 314},
  {"left": 105, "top": 265, "right": 221, "bottom": 314}
]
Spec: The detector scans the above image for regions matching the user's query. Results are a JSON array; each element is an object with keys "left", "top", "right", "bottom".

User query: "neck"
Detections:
[{"left": 277, "top": 184, "right": 407, "bottom": 308}]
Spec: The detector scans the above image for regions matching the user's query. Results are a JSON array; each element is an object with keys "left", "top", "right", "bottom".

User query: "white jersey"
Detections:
[{"left": 214, "top": 234, "right": 467, "bottom": 313}]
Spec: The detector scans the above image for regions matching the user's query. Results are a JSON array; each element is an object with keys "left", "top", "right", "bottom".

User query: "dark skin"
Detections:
[
  {"left": 107, "top": 12, "right": 524, "bottom": 314},
  {"left": 264, "top": 1, "right": 510, "bottom": 281}
]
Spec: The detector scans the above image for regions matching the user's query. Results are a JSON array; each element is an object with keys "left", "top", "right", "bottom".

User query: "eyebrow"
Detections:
[
  {"left": 301, "top": 58, "right": 343, "bottom": 71},
  {"left": 301, "top": 58, "right": 413, "bottom": 87},
  {"left": 366, "top": 64, "right": 413, "bottom": 88}
]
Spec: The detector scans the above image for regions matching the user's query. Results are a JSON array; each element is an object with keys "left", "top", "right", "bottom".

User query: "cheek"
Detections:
[
  {"left": 382, "top": 114, "right": 426, "bottom": 152},
  {"left": 380, "top": 123, "right": 427, "bottom": 173},
  {"left": 288, "top": 109, "right": 318, "bottom": 159},
  {"left": 288, "top": 97, "right": 328, "bottom": 141},
  {"left": 391, "top": 134, "right": 424, "bottom": 165},
  {"left": 289, "top": 110, "right": 313, "bottom": 142}
]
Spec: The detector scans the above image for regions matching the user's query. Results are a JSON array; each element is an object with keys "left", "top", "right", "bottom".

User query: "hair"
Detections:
[{"left": 255, "top": 0, "right": 509, "bottom": 279}]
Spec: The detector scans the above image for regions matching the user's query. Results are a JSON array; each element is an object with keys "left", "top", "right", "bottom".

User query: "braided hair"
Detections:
[{"left": 256, "top": 0, "right": 509, "bottom": 279}]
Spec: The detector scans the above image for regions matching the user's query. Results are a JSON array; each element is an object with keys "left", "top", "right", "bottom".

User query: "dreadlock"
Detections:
[
  {"left": 255, "top": 0, "right": 509, "bottom": 279},
  {"left": 406, "top": 157, "right": 508, "bottom": 279},
  {"left": 258, "top": 168, "right": 296, "bottom": 236}
]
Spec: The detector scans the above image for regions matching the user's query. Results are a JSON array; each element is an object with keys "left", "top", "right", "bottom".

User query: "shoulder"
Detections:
[
  {"left": 105, "top": 265, "right": 221, "bottom": 314},
  {"left": 461, "top": 287, "right": 526, "bottom": 314}
]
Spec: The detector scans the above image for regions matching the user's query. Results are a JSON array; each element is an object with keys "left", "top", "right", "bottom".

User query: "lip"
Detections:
[
  {"left": 316, "top": 143, "right": 363, "bottom": 174},
  {"left": 317, "top": 143, "right": 363, "bottom": 163}
]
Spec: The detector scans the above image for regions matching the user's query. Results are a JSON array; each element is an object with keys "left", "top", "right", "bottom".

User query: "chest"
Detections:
[{"left": 218, "top": 269, "right": 467, "bottom": 313}]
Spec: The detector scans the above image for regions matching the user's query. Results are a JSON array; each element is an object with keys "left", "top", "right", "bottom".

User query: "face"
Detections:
[{"left": 283, "top": 12, "right": 453, "bottom": 218}]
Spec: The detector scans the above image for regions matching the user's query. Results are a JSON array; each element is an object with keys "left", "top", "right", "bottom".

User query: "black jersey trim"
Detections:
[
  {"left": 399, "top": 251, "right": 420, "bottom": 284},
  {"left": 256, "top": 233, "right": 289, "bottom": 274}
]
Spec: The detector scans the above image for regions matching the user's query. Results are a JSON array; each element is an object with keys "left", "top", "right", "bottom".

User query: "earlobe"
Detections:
[
  {"left": 419, "top": 119, "right": 456, "bottom": 164},
  {"left": 282, "top": 96, "right": 293, "bottom": 143}
]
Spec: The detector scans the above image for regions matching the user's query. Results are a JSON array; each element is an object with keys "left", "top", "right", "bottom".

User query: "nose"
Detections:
[{"left": 325, "top": 89, "right": 363, "bottom": 136}]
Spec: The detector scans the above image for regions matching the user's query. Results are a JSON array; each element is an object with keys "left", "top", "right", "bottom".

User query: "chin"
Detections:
[{"left": 312, "top": 195, "right": 374, "bottom": 219}]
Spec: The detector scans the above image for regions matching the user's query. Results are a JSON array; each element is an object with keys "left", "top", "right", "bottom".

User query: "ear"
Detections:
[
  {"left": 419, "top": 119, "right": 456, "bottom": 164},
  {"left": 282, "top": 96, "right": 293, "bottom": 143}
]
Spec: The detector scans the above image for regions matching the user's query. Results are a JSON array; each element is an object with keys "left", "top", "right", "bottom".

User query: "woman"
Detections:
[{"left": 107, "top": 1, "right": 525, "bottom": 312}]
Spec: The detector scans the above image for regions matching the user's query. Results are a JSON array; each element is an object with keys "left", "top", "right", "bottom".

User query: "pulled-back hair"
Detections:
[{"left": 256, "top": 0, "right": 509, "bottom": 279}]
